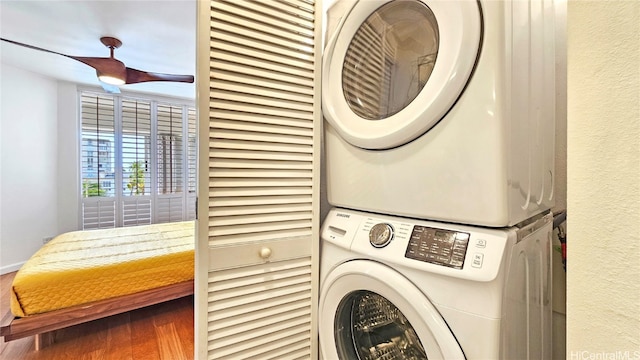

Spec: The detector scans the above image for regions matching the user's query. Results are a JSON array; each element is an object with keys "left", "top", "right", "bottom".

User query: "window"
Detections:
[{"left": 80, "top": 91, "right": 196, "bottom": 229}]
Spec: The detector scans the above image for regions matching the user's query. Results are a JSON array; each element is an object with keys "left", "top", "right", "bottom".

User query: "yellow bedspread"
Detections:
[{"left": 11, "top": 221, "right": 194, "bottom": 317}]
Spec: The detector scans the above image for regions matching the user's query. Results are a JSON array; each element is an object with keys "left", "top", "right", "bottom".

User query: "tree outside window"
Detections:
[{"left": 126, "top": 161, "right": 146, "bottom": 195}]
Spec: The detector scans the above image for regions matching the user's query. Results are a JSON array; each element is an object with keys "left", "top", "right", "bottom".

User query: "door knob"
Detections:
[{"left": 259, "top": 247, "right": 272, "bottom": 259}]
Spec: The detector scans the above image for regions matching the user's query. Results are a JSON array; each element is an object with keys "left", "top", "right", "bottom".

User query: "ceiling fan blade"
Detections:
[
  {"left": 2, "top": 37, "right": 194, "bottom": 87},
  {"left": 125, "top": 67, "right": 194, "bottom": 84},
  {"left": 1, "top": 37, "right": 75, "bottom": 59},
  {"left": 1, "top": 38, "right": 114, "bottom": 74},
  {"left": 66, "top": 56, "right": 109, "bottom": 70}
]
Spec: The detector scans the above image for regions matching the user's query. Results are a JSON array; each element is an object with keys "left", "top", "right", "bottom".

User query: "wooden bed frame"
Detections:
[{"left": 1, "top": 280, "right": 193, "bottom": 349}]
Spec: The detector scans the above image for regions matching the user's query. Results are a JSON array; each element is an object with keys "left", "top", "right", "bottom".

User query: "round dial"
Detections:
[{"left": 369, "top": 223, "right": 394, "bottom": 248}]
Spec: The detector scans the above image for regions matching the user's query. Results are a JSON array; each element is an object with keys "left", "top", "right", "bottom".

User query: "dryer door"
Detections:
[
  {"left": 322, "top": 0, "right": 481, "bottom": 149},
  {"left": 319, "top": 260, "right": 465, "bottom": 359}
]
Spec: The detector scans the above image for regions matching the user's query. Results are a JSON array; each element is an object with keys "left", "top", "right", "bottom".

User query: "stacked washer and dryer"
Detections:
[{"left": 319, "top": 0, "right": 559, "bottom": 359}]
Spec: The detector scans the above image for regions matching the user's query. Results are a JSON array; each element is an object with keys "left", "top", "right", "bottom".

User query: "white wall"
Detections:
[
  {"left": 0, "top": 63, "right": 61, "bottom": 273},
  {"left": 56, "top": 82, "right": 79, "bottom": 234},
  {"left": 567, "top": 1, "right": 640, "bottom": 357}
]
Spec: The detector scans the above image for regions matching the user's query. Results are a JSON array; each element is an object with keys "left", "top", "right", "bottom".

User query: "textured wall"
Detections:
[{"left": 567, "top": 1, "right": 640, "bottom": 357}]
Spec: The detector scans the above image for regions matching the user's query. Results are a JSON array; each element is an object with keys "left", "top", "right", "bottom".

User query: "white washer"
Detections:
[
  {"left": 322, "top": 0, "right": 558, "bottom": 227},
  {"left": 319, "top": 208, "right": 553, "bottom": 359}
]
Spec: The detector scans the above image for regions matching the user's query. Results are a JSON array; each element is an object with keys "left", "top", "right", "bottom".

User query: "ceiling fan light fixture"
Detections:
[
  {"left": 97, "top": 73, "right": 126, "bottom": 85},
  {"left": 96, "top": 57, "right": 127, "bottom": 85}
]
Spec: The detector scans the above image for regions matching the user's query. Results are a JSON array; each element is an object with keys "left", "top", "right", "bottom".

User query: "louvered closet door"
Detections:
[{"left": 196, "top": 0, "right": 322, "bottom": 359}]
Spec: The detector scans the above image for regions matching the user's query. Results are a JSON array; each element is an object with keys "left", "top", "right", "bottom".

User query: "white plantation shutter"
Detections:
[
  {"left": 196, "top": 0, "right": 321, "bottom": 358},
  {"left": 156, "top": 103, "right": 188, "bottom": 223},
  {"left": 80, "top": 91, "right": 196, "bottom": 228},
  {"left": 157, "top": 103, "right": 185, "bottom": 195},
  {"left": 80, "top": 93, "right": 117, "bottom": 229},
  {"left": 121, "top": 98, "right": 152, "bottom": 226},
  {"left": 188, "top": 108, "right": 198, "bottom": 220},
  {"left": 82, "top": 199, "right": 116, "bottom": 229}
]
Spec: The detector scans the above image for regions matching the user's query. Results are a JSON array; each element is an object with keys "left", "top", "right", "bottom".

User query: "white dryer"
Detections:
[
  {"left": 319, "top": 208, "right": 553, "bottom": 359},
  {"left": 322, "top": 0, "right": 558, "bottom": 227}
]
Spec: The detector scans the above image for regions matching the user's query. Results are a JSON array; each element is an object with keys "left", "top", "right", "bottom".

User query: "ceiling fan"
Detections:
[{"left": 1, "top": 36, "right": 194, "bottom": 93}]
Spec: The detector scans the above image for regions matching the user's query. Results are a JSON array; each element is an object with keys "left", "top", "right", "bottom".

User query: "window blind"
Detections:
[
  {"left": 80, "top": 91, "right": 196, "bottom": 229},
  {"left": 81, "top": 93, "right": 117, "bottom": 229},
  {"left": 121, "top": 98, "right": 152, "bottom": 226}
]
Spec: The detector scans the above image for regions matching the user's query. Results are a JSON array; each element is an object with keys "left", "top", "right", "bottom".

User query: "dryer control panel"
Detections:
[{"left": 405, "top": 227, "right": 469, "bottom": 269}]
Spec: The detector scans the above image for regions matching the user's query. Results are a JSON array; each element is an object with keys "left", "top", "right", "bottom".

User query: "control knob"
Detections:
[{"left": 369, "top": 223, "right": 394, "bottom": 248}]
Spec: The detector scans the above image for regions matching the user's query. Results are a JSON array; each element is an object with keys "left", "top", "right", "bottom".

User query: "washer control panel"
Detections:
[
  {"left": 322, "top": 208, "right": 520, "bottom": 281},
  {"left": 405, "top": 226, "right": 470, "bottom": 269}
]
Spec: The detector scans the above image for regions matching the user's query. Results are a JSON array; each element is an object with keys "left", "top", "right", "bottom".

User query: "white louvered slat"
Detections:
[
  {"left": 210, "top": 290, "right": 310, "bottom": 320},
  {"left": 212, "top": 133, "right": 312, "bottom": 148},
  {"left": 199, "top": 0, "right": 320, "bottom": 358},
  {"left": 211, "top": 89, "right": 314, "bottom": 113},
  {"left": 210, "top": 100, "right": 312, "bottom": 120},
  {"left": 122, "top": 197, "right": 151, "bottom": 226},
  {"left": 212, "top": 327, "right": 311, "bottom": 359},
  {"left": 212, "top": 81, "right": 313, "bottom": 106},
  {"left": 210, "top": 194, "right": 310, "bottom": 206},
  {"left": 212, "top": 67, "right": 313, "bottom": 96},
  {"left": 187, "top": 195, "right": 197, "bottom": 220},
  {"left": 212, "top": 168, "right": 311, "bottom": 178},
  {"left": 210, "top": 109, "right": 313, "bottom": 129},
  {"left": 207, "top": 258, "right": 313, "bottom": 358},
  {"left": 212, "top": 11, "right": 312, "bottom": 47},
  {"left": 211, "top": 140, "right": 312, "bottom": 155},
  {"left": 211, "top": 177, "right": 312, "bottom": 188},
  {"left": 230, "top": 0, "right": 315, "bottom": 25},
  {"left": 188, "top": 108, "right": 197, "bottom": 197},
  {"left": 210, "top": 211, "right": 313, "bottom": 228},
  {"left": 263, "top": 343, "right": 312, "bottom": 360},
  {"left": 211, "top": 52, "right": 313, "bottom": 80},
  {"left": 212, "top": 119, "right": 314, "bottom": 136},
  {"left": 210, "top": 150, "right": 312, "bottom": 163},
  {"left": 209, "top": 158, "right": 312, "bottom": 170},
  {"left": 211, "top": 203, "right": 312, "bottom": 217},
  {"left": 211, "top": 187, "right": 311, "bottom": 198},
  {"left": 81, "top": 199, "right": 116, "bottom": 229},
  {"left": 212, "top": 314, "right": 311, "bottom": 346},
  {"left": 156, "top": 195, "right": 184, "bottom": 223},
  {"left": 210, "top": 219, "right": 311, "bottom": 237}
]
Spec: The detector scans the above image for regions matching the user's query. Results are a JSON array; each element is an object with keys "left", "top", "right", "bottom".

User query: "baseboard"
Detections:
[{"left": 0, "top": 262, "right": 24, "bottom": 275}]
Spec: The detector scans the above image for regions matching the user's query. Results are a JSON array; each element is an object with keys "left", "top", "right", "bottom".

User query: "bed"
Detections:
[{"left": 1, "top": 221, "right": 195, "bottom": 349}]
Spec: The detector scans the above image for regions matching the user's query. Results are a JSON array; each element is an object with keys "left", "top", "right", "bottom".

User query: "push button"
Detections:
[
  {"left": 471, "top": 253, "right": 484, "bottom": 268},
  {"left": 476, "top": 239, "right": 487, "bottom": 248}
]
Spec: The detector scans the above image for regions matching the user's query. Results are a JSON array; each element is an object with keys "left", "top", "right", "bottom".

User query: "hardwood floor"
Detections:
[{"left": 1, "top": 272, "right": 194, "bottom": 359}]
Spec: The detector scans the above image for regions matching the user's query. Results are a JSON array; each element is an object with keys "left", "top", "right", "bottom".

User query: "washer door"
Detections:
[
  {"left": 322, "top": 0, "right": 481, "bottom": 149},
  {"left": 319, "top": 260, "right": 465, "bottom": 359}
]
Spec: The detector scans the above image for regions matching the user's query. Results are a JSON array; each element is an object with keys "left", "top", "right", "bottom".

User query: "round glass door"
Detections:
[
  {"left": 335, "top": 290, "right": 428, "bottom": 360},
  {"left": 319, "top": 260, "right": 465, "bottom": 360},
  {"left": 322, "top": 0, "right": 481, "bottom": 149},
  {"left": 342, "top": 1, "right": 439, "bottom": 121}
]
